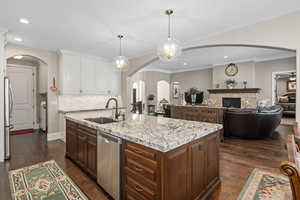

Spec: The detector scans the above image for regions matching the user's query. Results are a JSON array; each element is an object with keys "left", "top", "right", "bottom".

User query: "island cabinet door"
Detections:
[
  {"left": 66, "top": 120, "right": 78, "bottom": 160},
  {"left": 86, "top": 134, "right": 97, "bottom": 178},
  {"left": 205, "top": 133, "right": 220, "bottom": 188},
  {"left": 163, "top": 146, "right": 188, "bottom": 200},
  {"left": 77, "top": 131, "right": 88, "bottom": 168},
  {"left": 189, "top": 140, "right": 206, "bottom": 200}
]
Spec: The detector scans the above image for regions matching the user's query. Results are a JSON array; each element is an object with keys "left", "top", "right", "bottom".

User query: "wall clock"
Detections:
[{"left": 225, "top": 63, "right": 238, "bottom": 76}]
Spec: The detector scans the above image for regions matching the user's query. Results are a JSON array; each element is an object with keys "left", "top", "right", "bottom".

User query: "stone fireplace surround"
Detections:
[{"left": 207, "top": 88, "right": 261, "bottom": 109}]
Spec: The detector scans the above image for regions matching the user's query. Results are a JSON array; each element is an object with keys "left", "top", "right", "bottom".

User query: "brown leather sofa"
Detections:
[{"left": 224, "top": 106, "right": 283, "bottom": 139}]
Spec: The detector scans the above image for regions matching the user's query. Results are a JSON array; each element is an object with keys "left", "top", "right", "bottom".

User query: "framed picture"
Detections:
[
  {"left": 287, "top": 80, "right": 296, "bottom": 92},
  {"left": 173, "top": 83, "right": 180, "bottom": 99}
]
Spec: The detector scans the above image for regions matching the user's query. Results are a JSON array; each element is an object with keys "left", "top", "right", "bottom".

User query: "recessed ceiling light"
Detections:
[
  {"left": 19, "top": 18, "right": 30, "bottom": 24},
  {"left": 224, "top": 56, "right": 228, "bottom": 59},
  {"left": 14, "top": 37, "right": 23, "bottom": 42},
  {"left": 183, "top": 62, "right": 188, "bottom": 66},
  {"left": 14, "top": 55, "right": 23, "bottom": 60}
]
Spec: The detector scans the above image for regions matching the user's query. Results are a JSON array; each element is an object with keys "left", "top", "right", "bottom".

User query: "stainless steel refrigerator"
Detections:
[{"left": 4, "top": 76, "right": 14, "bottom": 160}]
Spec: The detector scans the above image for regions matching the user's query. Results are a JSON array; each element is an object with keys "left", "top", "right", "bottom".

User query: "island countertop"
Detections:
[{"left": 65, "top": 111, "right": 223, "bottom": 152}]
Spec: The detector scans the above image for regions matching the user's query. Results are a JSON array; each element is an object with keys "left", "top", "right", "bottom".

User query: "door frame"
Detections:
[
  {"left": 7, "top": 64, "right": 38, "bottom": 129},
  {"left": 271, "top": 70, "right": 296, "bottom": 105}
]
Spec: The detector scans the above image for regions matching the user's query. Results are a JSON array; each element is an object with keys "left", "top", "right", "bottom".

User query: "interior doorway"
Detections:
[
  {"left": 157, "top": 80, "right": 170, "bottom": 105},
  {"left": 7, "top": 65, "right": 35, "bottom": 131},
  {"left": 6, "top": 55, "right": 48, "bottom": 134},
  {"left": 272, "top": 70, "right": 296, "bottom": 126}
]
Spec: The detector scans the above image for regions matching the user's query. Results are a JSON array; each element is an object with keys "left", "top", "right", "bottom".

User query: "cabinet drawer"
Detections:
[
  {"left": 78, "top": 124, "right": 97, "bottom": 136},
  {"left": 125, "top": 176, "right": 157, "bottom": 200},
  {"left": 125, "top": 186, "right": 150, "bottom": 200},
  {"left": 125, "top": 158, "right": 157, "bottom": 182},
  {"left": 125, "top": 149, "right": 157, "bottom": 171},
  {"left": 66, "top": 120, "right": 78, "bottom": 128},
  {"left": 125, "top": 141, "right": 158, "bottom": 161}
]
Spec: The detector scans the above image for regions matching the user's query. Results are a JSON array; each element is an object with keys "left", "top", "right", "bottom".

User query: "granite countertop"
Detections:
[
  {"left": 65, "top": 111, "right": 223, "bottom": 152},
  {"left": 58, "top": 107, "right": 127, "bottom": 114}
]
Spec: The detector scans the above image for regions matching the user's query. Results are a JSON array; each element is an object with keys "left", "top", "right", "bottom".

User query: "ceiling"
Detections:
[
  {"left": 0, "top": 0, "right": 300, "bottom": 60},
  {"left": 142, "top": 46, "right": 296, "bottom": 73}
]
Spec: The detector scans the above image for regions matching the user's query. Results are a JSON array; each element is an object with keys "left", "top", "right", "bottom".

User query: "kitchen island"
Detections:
[{"left": 65, "top": 111, "right": 223, "bottom": 200}]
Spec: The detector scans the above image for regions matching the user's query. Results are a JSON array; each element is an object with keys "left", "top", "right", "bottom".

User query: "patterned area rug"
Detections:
[
  {"left": 9, "top": 160, "right": 89, "bottom": 200},
  {"left": 237, "top": 168, "right": 292, "bottom": 200}
]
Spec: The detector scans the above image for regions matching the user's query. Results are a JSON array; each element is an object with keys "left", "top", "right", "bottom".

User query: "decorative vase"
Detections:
[{"left": 191, "top": 94, "right": 197, "bottom": 105}]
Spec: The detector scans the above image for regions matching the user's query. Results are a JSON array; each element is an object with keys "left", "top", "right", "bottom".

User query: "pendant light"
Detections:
[
  {"left": 157, "top": 9, "right": 182, "bottom": 62},
  {"left": 114, "top": 34, "right": 129, "bottom": 71}
]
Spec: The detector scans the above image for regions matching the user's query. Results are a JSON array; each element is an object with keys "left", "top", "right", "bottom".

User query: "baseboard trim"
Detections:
[{"left": 47, "top": 132, "right": 63, "bottom": 141}]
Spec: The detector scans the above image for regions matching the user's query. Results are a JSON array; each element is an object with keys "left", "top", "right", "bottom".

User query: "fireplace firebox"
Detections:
[{"left": 222, "top": 97, "right": 241, "bottom": 108}]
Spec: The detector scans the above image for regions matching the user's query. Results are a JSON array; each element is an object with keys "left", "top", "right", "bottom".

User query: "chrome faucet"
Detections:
[{"left": 105, "top": 97, "right": 120, "bottom": 119}]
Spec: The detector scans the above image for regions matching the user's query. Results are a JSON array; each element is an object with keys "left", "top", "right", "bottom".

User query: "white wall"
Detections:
[
  {"left": 124, "top": 11, "right": 300, "bottom": 122},
  {"left": 170, "top": 68, "right": 213, "bottom": 104},
  {"left": 5, "top": 43, "right": 59, "bottom": 136},
  {"left": 213, "top": 61, "right": 255, "bottom": 88},
  {"left": 0, "top": 32, "right": 5, "bottom": 161}
]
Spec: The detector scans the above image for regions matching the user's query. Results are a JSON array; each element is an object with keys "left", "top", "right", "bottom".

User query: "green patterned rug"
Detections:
[
  {"left": 237, "top": 168, "right": 292, "bottom": 200},
  {"left": 9, "top": 160, "right": 89, "bottom": 200}
]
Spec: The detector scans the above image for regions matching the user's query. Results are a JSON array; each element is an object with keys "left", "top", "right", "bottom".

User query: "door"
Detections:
[
  {"left": 7, "top": 66, "right": 34, "bottom": 131},
  {"left": 77, "top": 131, "right": 88, "bottom": 167},
  {"left": 190, "top": 140, "right": 206, "bottom": 199}
]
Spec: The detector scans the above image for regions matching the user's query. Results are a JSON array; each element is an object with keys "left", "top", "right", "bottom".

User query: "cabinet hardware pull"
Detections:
[
  {"left": 133, "top": 149, "right": 142, "bottom": 154},
  {"left": 134, "top": 166, "right": 143, "bottom": 172},
  {"left": 135, "top": 186, "right": 144, "bottom": 192}
]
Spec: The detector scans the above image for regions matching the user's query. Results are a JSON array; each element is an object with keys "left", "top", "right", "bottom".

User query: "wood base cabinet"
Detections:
[
  {"left": 123, "top": 131, "right": 221, "bottom": 200},
  {"left": 65, "top": 120, "right": 97, "bottom": 180}
]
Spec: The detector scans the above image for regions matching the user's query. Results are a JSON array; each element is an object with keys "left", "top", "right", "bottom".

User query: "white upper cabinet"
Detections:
[
  {"left": 59, "top": 50, "right": 121, "bottom": 95},
  {"left": 81, "top": 57, "right": 96, "bottom": 94},
  {"left": 59, "top": 51, "right": 81, "bottom": 94}
]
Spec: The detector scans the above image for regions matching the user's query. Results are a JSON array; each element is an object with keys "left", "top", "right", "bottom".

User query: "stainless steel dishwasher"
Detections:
[{"left": 97, "top": 131, "right": 122, "bottom": 200}]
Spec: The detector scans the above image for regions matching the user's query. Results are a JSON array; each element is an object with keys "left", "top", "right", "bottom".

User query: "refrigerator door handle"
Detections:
[{"left": 9, "top": 84, "right": 14, "bottom": 118}]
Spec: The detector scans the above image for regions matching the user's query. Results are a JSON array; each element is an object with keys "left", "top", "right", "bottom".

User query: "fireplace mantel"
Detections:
[{"left": 207, "top": 88, "right": 261, "bottom": 94}]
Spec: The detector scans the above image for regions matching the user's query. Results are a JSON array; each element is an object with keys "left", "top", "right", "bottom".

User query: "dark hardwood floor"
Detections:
[{"left": 0, "top": 130, "right": 289, "bottom": 200}]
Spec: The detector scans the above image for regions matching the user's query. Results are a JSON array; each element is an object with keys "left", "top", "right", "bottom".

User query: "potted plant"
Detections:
[
  {"left": 188, "top": 87, "right": 201, "bottom": 105},
  {"left": 226, "top": 79, "right": 237, "bottom": 89}
]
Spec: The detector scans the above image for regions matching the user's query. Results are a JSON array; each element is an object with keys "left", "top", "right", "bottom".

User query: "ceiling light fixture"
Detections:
[
  {"left": 224, "top": 56, "right": 228, "bottom": 59},
  {"left": 19, "top": 18, "right": 30, "bottom": 24},
  {"left": 183, "top": 62, "right": 188, "bottom": 66},
  {"left": 14, "top": 37, "right": 23, "bottom": 42},
  {"left": 114, "top": 34, "right": 129, "bottom": 71},
  {"left": 13, "top": 55, "right": 23, "bottom": 60},
  {"left": 157, "top": 9, "right": 182, "bottom": 62}
]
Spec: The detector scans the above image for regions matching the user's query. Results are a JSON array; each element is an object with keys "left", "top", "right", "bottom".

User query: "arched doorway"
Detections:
[
  {"left": 6, "top": 55, "right": 48, "bottom": 133},
  {"left": 157, "top": 80, "right": 170, "bottom": 106}
]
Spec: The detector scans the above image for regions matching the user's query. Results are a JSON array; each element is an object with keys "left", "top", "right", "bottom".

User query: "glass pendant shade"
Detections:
[
  {"left": 157, "top": 37, "right": 182, "bottom": 62},
  {"left": 115, "top": 34, "right": 129, "bottom": 71},
  {"left": 158, "top": 9, "right": 182, "bottom": 62},
  {"left": 114, "top": 55, "right": 129, "bottom": 71}
]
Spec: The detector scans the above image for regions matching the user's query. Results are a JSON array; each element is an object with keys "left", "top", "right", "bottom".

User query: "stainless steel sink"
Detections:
[{"left": 84, "top": 117, "right": 117, "bottom": 124}]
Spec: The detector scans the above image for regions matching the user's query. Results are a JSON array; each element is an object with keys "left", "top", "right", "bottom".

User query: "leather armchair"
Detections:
[{"left": 224, "top": 106, "right": 283, "bottom": 139}]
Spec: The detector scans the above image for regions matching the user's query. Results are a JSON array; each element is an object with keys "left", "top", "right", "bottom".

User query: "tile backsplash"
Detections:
[{"left": 58, "top": 95, "right": 123, "bottom": 111}]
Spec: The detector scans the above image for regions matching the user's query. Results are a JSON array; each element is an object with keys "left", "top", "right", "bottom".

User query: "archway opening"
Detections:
[
  {"left": 157, "top": 80, "right": 170, "bottom": 110},
  {"left": 6, "top": 54, "right": 48, "bottom": 134}
]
